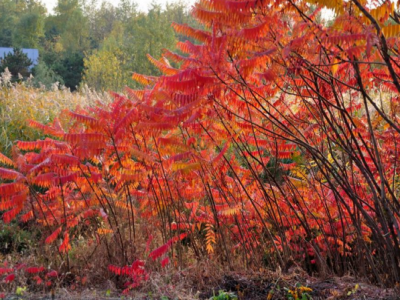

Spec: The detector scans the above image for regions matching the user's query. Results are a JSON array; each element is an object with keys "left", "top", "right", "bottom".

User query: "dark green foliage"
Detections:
[
  {"left": 0, "top": 48, "right": 33, "bottom": 81},
  {"left": 40, "top": 50, "right": 84, "bottom": 90},
  {"left": 0, "top": 0, "right": 46, "bottom": 48},
  {"left": 52, "top": 52, "right": 84, "bottom": 91},
  {"left": 0, "top": 222, "right": 38, "bottom": 254},
  {"left": 32, "top": 60, "right": 64, "bottom": 89},
  {"left": 211, "top": 290, "right": 238, "bottom": 300}
]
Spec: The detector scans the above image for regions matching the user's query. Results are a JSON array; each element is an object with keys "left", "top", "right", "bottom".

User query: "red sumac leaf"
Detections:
[
  {"left": 161, "top": 257, "right": 169, "bottom": 268},
  {"left": 46, "top": 270, "right": 58, "bottom": 278},
  {"left": 45, "top": 227, "right": 62, "bottom": 244},
  {"left": 4, "top": 274, "right": 15, "bottom": 283},
  {"left": 25, "top": 267, "right": 45, "bottom": 274},
  {"left": 149, "top": 243, "right": 170, "bottom": 261},
  {"left": 0, "top": 268, "right": 12, "bottom": 275}
]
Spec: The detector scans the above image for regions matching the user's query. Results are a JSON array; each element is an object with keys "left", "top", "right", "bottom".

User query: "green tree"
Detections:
[
  {"left": 0, "top": 0, "right": 17, "bottom": 47},
  {"left": 44, "top": 0, "right": 90, "bottom": 52},
  {"left": 83, "top": 46, "right": 127, "bottom": 91},
  {"left": 12, "top": 1, "right": 46, "bottom": 48},
  {"left": 32, "top": 60, "right": 64, "bottom": 89},
  {"left": 82, "top": 1, "right": 200, "bottom": 91},
  {"left": 164, "top": 1, "right": 201, "bottom": 42},
  {"left": 40, "top": 0, "right": 89, "bottom": 90},
  {"left": 42, "top": 51, "right": 84, "bottom": 90},
  {"left": 116, "top": 0, "right": 137, "bottom": 23},
  {"left": 123, "top": 4, "right": 176, "bottom": 82},
  {"left": 53, "top": 52, "right": 84, "bottom": 90},
  {"left": 0, "top": 48, "right": 32, "bottom": 81},
  {"left": 0, "top": 0, "right": 46, "bottom": 48},
  {"left": 87, "top": 1, "right": 119, "bottom": 49}
]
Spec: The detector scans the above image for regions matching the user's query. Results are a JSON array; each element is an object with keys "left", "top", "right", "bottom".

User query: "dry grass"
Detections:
[{"left": 0, "top": 68, "right": 112, "bottom": 155}]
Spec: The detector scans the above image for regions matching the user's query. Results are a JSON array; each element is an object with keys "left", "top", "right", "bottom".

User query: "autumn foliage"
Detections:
[{"left": 2, "top": 0, "right": 400, "bottom": 290}]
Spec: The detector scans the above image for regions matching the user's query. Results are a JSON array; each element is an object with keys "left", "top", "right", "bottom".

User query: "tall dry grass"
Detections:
[{"left": 0, "top": 68, "right": 111, "bottom": 155}]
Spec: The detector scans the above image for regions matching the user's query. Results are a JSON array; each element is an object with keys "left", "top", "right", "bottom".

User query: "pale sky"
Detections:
[
  {"left": 42, "top": 0, "right": 196, "bottom": 13},
  {"left": 41, "top": 0, "right": 334, "bottom": 20}
]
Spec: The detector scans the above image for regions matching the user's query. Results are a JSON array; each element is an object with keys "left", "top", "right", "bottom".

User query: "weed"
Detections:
[
  {"left": 285, "top": 283, "right": 313, "bottom": 300},
  {"left": 210, "top": 290, "right": 238, "bottom": 300}
]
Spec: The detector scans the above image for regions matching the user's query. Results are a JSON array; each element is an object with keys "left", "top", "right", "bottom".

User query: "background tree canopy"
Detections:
[{"left": 0, "top": 0, "right": 198, "bottom": 91}]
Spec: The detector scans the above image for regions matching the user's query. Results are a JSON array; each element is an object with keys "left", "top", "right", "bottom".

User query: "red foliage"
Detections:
[
  {"left": 4, "top": 274, "right": 15, "bottom": 283},
  {"left": 149, "top": 244, "right": 170, "bottom": 261},
  {"left": 109, "top": 260, "right": 148, "bottom": 293},
  {"left": 161, "top": 257, "right": 169, "bottom": 268},
  {"left": 1, "top": 0, "right": 400, "bottom": 288},
  {"left": 0, "top": 269, "right": 12, "bottom": 275},
  {"left": 25, "top": 267, "right": 45, "bottom": 274}
]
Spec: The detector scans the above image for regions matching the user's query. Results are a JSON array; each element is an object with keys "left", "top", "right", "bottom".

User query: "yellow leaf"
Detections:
[
  {"left": 332, "top": 58, "right": 339, "bottom": 75},
  {"left": 171, "top": 162, "right": 201, "bottom": 173},
  {"left": 97, "top": 228, "right": 113, "bottom": 235},
  {"left": 219, "top": 205, "right": 241, "bottom": 216},
  {"left": 382, "top": 24, "right": 400, "bottom": 38}
]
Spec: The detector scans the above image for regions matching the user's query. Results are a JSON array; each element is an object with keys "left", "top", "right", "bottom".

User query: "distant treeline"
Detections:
[{"left": 0, "top": 0, "right": 198, "bottom": 91}]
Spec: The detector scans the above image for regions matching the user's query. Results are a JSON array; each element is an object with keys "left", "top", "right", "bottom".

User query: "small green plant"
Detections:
[{"left": 210, "top": 290, "right": 238, "bottom": 300}]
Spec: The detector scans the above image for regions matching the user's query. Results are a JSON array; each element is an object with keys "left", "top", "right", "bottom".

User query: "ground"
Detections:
[{"left": 2, "top": 269, "right": 399, "bottom": 300}]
